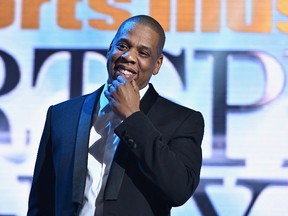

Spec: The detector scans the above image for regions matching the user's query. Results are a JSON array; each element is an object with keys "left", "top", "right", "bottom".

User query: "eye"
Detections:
[
  {"left": 116, "top": 43, "right": 128, "bottom": 51},
  {"left": 139, "top": 50, "right": 150, "bottom": 58}
]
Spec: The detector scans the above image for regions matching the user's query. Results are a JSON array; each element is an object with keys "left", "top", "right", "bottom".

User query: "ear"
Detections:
[{"left": 152, "top": 54, "right": 163, "bottom": 75}]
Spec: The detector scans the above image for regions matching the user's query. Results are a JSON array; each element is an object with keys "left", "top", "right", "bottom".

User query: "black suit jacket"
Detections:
[{"left": 27, "top": 84, "right": 204, "bottom": 216}]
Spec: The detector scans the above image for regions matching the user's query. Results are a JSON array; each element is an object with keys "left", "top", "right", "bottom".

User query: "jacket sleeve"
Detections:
[
  {"left": 27, "top": 106, "right": 55, "bottom": 216},
  {"left": 114, "top": 110, "right": 204, "bottom": 206}
]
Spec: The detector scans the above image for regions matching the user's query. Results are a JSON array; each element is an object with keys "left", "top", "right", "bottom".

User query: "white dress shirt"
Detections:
[{"left": 79, "top": 83, "right": 148, "bottom": 216}]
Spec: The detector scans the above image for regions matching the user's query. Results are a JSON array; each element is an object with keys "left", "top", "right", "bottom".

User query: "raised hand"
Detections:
[{"left": 104, "top": 75, "right": 140, "bottom": 119}]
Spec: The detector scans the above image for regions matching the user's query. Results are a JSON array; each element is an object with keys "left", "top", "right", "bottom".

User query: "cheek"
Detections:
[
  {"left": 139, "top": 60, "right": 153, "bottom": 72},
  {"left": 108, "top": 54, "right": 118, "bottom": 68}
]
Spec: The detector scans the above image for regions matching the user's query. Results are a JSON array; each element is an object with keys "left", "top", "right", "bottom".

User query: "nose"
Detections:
[{"left": 121, "top": 49, "right": 136, "bottom": 64}]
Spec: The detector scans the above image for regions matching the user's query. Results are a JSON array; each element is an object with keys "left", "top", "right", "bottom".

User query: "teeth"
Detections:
[{"left": 119, "top": 68, "right": 133, "bottom": 75}]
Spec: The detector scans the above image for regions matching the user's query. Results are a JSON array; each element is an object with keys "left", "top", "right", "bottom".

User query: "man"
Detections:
[{"left": 27, "top": 15, "right": 204, "bottom": 216}]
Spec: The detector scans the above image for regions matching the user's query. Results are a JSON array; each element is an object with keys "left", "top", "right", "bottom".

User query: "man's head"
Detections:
[{"left": 106, "top": 15, "right": 166, "bottom": 90}]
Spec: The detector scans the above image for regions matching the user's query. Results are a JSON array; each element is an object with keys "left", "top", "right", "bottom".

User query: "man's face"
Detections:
[{"left": 106, "top": 22, "right": 163, "bottom": 90}]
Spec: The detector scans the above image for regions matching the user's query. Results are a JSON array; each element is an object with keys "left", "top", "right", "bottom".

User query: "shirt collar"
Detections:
[{"left": 139, "top": 84, "right": 149, "bottom": 99}]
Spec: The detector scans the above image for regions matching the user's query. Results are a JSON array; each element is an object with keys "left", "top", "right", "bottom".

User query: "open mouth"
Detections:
[{"left": 115, "top": 65, "right": 137, "bottom": 80}]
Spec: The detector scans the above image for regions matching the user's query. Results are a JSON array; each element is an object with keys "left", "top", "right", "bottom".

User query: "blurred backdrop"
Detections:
[{"left": 0, "top": 0, "right": 288, "bottom": 215}]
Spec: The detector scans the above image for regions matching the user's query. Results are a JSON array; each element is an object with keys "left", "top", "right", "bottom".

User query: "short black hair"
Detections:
[{"left": 115, "top": 15, "right": 166, "bottom": 56}]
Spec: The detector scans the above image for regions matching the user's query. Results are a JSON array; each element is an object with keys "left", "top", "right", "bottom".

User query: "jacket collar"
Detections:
[
  {"left": 72, "top": 86, "right": 103, "bottom": 207},
  {"left": 140, "top": 83, "right": 159, "bottom": 114}
]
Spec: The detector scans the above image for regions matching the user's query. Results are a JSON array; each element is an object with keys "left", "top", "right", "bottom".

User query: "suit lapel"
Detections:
[
  {"left": 104, "top": 141, "right": 129, "bottom": 200},
  {"left": 72, "top": 87, "right": 103, "bottom": 206},
  {"left": 140, "top": 83, "right": 159, "bottom": 114},
  {"left": 104, "top": 83, "right": 159, "bottom": 200}
]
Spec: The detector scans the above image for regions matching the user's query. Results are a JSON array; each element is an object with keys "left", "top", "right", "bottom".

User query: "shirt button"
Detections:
[{"left": 127, "top": 138, "right": 137, "bottom": 148}]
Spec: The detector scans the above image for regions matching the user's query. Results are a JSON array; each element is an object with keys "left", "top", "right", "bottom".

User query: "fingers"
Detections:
[
  {"left": 109, "top": 75, "right": 126, "bottom": 91},
  {"left": 105, "top": 79, "right": 122, "bottom": 102},
  {"left": 105, "top": 75, "right": 139, "bottom": 102},
  {"left": 117, "top": 75, "right": 126, "bottom": 84},
  {"left": 104, "top": 76, "right": 141, "bottom": 119},
  {"left": 104, "top": 89, "right": 113, "bottom": 100}
]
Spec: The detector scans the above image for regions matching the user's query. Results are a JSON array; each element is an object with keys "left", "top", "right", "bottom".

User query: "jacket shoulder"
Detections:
[{"left": 53, "top": 94, "right": 87, "bottom": 112}]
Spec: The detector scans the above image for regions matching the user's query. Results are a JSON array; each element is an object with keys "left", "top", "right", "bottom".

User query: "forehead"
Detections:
[{"left": 115, "top": 22, "right": 160, "bottom": 46}]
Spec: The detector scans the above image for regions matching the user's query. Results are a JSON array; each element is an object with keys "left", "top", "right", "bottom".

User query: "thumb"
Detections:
[{"left": 131, "top": 80, "right": 139, "bottom": 93}]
